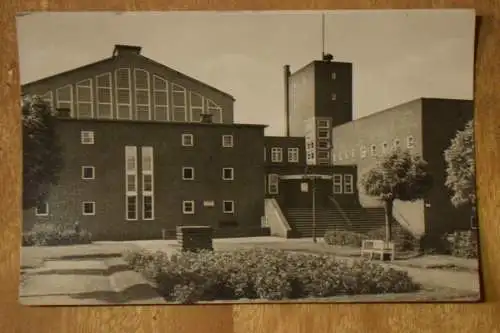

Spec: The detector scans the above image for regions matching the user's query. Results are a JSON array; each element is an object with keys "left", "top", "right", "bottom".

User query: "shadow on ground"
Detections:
[
  {"left": 70, "top": 283, "right": 165, "bottom": 304},
  {"left": 32, "top": 264, "right": 130, "bottom": 276}
]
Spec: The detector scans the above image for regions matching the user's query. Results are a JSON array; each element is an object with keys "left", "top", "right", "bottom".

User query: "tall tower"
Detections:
[{"left": 283, "top": 14, "right": 353, "bottom": 166}]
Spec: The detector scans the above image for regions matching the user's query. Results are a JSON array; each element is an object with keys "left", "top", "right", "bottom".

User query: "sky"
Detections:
[{"left": 16, "top": 10, "right": 475, "bottom": 136}]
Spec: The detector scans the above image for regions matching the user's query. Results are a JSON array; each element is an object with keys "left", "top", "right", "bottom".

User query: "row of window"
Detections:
[
  {"left": 80, "top": 131, "right": 235, "bottom": 149},
  {"left": 35, "top": 200, "right": 236, "bottom": 217},
  {"left": 182, "top": 167, "right": 234, "bottom": 180},
  {"left": 333, "top": 136, "right": 415, "bottom": 162},
  {"left": 41, "top": 68, "right": 224, "bottom": 122},
  {"left": 35, "top": 202, "right": 95, "bottom": 216},
  {"left": 266, "top": 173, "right": 355, "bottom": 195},
  {"left": 182, "top": 200, "right": 235, "bottom": 214},
  {"left": 264, "top": 147, "right": 299, "bottom": 163}
]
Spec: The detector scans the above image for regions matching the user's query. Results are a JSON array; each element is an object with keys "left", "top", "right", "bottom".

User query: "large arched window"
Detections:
[
  {"left": 56, "top": 84, "right": 73, "bottom": 115},
  {"left": 115, "top": 68, "right": 132, "bottom": 119},
  {"left": 96, "top": 73, "right": 113, "bottom": 119},
  {"left": 134, "top": 69, "right": 151, "bottom": 120},
  {"left": 153, "top": 75, "right": 168, "bottom": 121},
  {"left": 172, "top": 83, "right": 187, "bottom": 122},
  {"left": 189, "top": 91, "right": 204, "bottom": 122}
]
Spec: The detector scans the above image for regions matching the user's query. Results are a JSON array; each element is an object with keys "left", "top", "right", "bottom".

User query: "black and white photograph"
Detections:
[{"left": 17, "top": 9, "right": 481, "bottom": 305}]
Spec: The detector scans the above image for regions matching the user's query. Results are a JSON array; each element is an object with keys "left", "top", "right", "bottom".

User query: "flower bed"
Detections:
[
  {"left": 23, "top": 223, "right": 92, "bottom": 246},
  {"left": 123, "top": 248, "right": 420, "bottom": 304}
]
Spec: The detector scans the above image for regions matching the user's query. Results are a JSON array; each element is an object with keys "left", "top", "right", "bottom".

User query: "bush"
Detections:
[
  {"left": 324, "top": 230, "right": 366, "bottom": 247},
  {"left": 124, "top": 248, "right": 420, "bottom": 303},
  {"left": 445, "top": 230, "right": 479, "bottom": 259},
  {"left": 23, "top": 223, "right": 92, "bottom": 246},
  {"left": 365, "top": 227, "right": 417, "bottom": 252}
]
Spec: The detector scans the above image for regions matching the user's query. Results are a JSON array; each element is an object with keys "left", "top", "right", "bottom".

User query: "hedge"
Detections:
[{"left": 23, "top": 223, "right": 92, "bottom": 246}]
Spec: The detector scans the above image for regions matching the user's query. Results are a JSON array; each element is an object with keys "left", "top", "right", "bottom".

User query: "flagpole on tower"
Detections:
[{"left": 321, "top": 12, "right": 325, "bottom": 59}]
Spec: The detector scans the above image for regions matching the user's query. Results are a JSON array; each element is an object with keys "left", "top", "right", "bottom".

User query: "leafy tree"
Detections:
[
  {"left": 444, "top": 120, "right": 476, "bottom": 208},
  {"left": 360, "top": 149, "right": 433, "bottom": 243},
  {"left": 22, "top": 95, "right": 63, "bottom": 209}
]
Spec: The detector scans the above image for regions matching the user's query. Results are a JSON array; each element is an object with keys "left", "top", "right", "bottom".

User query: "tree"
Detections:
[
  {"left": 360, "top": 149, "right": 433, "bottom": 243},
  {"left": 22, "top": 95, "right": 63, "bottom": 209},
  {"left": 444, "top": 120, "right": 476, "bottom": 208}
]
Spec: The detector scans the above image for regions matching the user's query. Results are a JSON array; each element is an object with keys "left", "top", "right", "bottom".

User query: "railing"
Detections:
[
  {"left": 392, "top": 205, "right": 415, "bottom": 233},
  {"left": 328, "top": 196, "right": 353, "bottom": 228},
  {"left": 264, "top": 199, "right": 292, "bottom": 238}
]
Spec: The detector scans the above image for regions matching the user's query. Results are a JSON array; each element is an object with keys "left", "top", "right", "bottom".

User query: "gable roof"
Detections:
[{"left": 21, "top": 44, "right": 235, "bottom": 101}]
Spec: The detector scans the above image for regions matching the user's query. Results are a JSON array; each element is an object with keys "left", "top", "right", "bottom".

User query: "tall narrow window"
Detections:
[
  {"left": 344, "top": 174, "right": 354, "bottom": 194},
  {"left": 333, "top": 174, "right": 343, "bottom": 194},
  {"left": 56, "top": 85, "right": 73, "bottom": 115},
  {"left": 76, "top": 79, "right": 93, "bottom": 118},
  {"left": 141, "top": 146, "right": 154, "bottom": 220},
  {"left": 207, "top": 99, "right": 223, "bottom": 123},
  {"left": 271, "top": 147, "right": 283, "bottom": 162},
  {"left": 134, "top": 69, "right": 150, "bottom": 120},
  {"left": 268, "top": 174, "right": 279, "bottom": 194},
  {"left": 115, "top": 68, "right": 132, "bottom": 119},
  {"left": 96, "top": 73, "right": 113, "bottom": 119},
  {"left": 40, "top": 91, "right": 54, "bottom": 109},
  {"left": 381, "top": 142, "right": 388, "bottom": 154},
  {"left": 190, "top": 92, "right": 204, "bottom": 122},
  {"left": 172, "top": 83, "right": 187, "bottom": 122},
  {"left": 153, "top": 75, "right": 168, "bottom": 121},
  {"left": 288, "top": 148, "right": 299, "bottom": 163},
  {"left": 222, "top": 135, "right": 233, "bottom": 148},
  {"left": 125, "top": 146, "right": 138, "bottom": 220}
]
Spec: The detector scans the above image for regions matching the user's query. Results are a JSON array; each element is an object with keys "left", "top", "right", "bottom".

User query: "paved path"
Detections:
[{"left": 20, "top": 249, "right": 166, "bottom": 305}]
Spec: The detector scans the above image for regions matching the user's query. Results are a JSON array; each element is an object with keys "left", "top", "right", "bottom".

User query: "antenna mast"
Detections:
[{"left": 321, "top": 13, "right": 325, "bottom": 59}]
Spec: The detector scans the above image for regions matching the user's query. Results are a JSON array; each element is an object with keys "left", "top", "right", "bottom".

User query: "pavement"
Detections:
[{"left": 19, "top": 236, "right": 482, "bottom": 305}]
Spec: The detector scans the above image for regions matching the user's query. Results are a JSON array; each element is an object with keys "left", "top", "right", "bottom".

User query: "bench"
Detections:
[{"left": 361, "top": 240, "right": 395, "bottom": 261}]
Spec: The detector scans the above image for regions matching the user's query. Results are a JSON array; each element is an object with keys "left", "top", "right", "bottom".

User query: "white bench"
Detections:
[{"left": 361, "top": 240, "right": 395, "bottom": 261}]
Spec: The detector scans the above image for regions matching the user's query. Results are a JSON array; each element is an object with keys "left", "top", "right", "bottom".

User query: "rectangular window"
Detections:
[
  {"left": 190, "top": 92, "right": 204, "bottom": 122},
  {"left": 360, "top": 145, "right": 367, "bottom": 159},
  {"left": 81, "top": 131, "right": 94, "bottom": 144},
  {"left": 318, "top": 140, "right": 330, "bottom": 149},
  {"left": 125, "top": 146, "right": 138, "bottom": 220},
  {"left": 344, "top": 174, "right": 354, "bottom": 194},
  {"left": 134, "top": 69, "right": 151, "bottom": 120},
  {"left": 172, "top": 83, "right": 187, "bottom": 122},
  {"left": 35, "top": 202, "right": 49, "bottom": 216},
  {"left": 153, "top": 75, "right": 169, "bottom": 121},
  {"left": 381, "top": 142, "right": 388, "bottom": 154},
  {"left": 183, "top": 200, "right": 195, "bottom": 214},
  {"left": 288, "top": 148, "right": 299, "bottom": 163},
  {"left": 331, "top": 93, "right": 337, "bottom": 100},
  {"left": 115, "top": 68, "right": 132, "bottom": 119},
  {"left": 331, "top": 72, "right": 337, "bottom": 80},
  {"left": 82, "top": 201, "right": 96, "bottom": 216},
  {"left": 317, "top": 119, "right": 330, "bottom": 128},
  {"left": 370, "top": 144, "right": 377, "bottom": 156},
  {"left": 81, "top": 166, "right": 95, "bottom": 180},
  {"left": 96, "top": 73, "right": 113, "bottom": 119},
  {"left": 182, "top": 134, "right": 194, "bottom": 147},
  {"left": 268, "top": 174, "right": 279, "bottom": 194},
  {"left": 56, "top": 85, "right": 73, "bottom": 115},
  {"left": 183, "top": 167, "right": 195, "bottom": 180},
  {"left": 141, "top": 146, "right": 154, "bottom": 220},
  {"left": 407, "top": 135, "right": 415, "bottom": 149},
  {"left": 222, "top": 135, "right": 234, "bottom": 147},
  {"left": 333, "top": 174, "right": 343, "bottom": 194},
  {"left": 393, "top": 138, "right": 401, "bottom": 150},
  {"left": 271, "top": 147, "right": 283, "bottom": 162},
  {"left": 318, "top": 151, "right": 330, "bottom": 160},
  {"left": 223, "top": 200, "right": 235, "bottom": 214},
  {"left": 126, "top": 196, "right": 137, "bottom": 220},
  {"left": 222, "top": 168, "right": 234, "bottom": 180},
  {"left": 318, "top": 129, "right": 330, "bottom": 139},
  {"left": 76, "top": 79, "right": 93, "bottom": 119}
]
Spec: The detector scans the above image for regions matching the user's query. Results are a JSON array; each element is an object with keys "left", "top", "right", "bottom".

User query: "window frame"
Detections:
[
  {"left": 82, "top": 201, "right": 96, "bottom": 216},
  {"left": 287, "top": 147, "right": 299, "bottom": 163},
  {"left": 80, "top": 131, "right": 95, "bottom": 144},
  {"left": 222, "top": 135, "right": 234, "bottom": 148},
  {"left": 333, "top": 174, "right": 343, "bottom": 194},
  {"left": 35, "top": 202, "right": 49, "bottom": 216},
  {"left": 222, "top": 200, "right": 235, "bottom": 214},
  {"left": 344, "top": 174, "right": 354, "bottom": 194},
  {"left": 182, "top": 167, "right": 195, "bottom": 180},
  {"left": 182, "top": 133, "right": 194, "bottom": 147},
  {"left": 222, "top": 167, "right": 234, "bottom": 181},
  {"left": 182, "top": 200, "right": 195, "bottom": 214},
  {"left": 271, "top": 147, "right": 283, "bottom": 163},
  {"left": 81, "top": 166, "right": 95, "bottom": 180}
]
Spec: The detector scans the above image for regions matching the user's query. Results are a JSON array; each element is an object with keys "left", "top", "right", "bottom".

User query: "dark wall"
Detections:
[
  {"left": 421, "top": 98, "right": 474, "bottom": 246},
  {"left": 314, "top": 61, "right": 353, "bottom": 127},
  {"left": 22, "top": 50, "right": 234, "bottom": 123},
  {"left": 23, "top": 119, "right": 266, "bottom": 240}
]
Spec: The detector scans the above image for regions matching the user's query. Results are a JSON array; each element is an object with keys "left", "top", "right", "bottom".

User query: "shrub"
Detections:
[
  {"left": 324, "top": 230, "right": 366, "bottom": 247},
  {"left": 24, "top": 223, "right": 92, "bottom": 246},
  {"left": 124, "top": 248, "right": 420, "bottom": 303},
  {"left": 445, "top": 230, "right": 479, "bottom": 259},
  {"left": 365, "top": 227, "right": 417, "bottom": 252}
]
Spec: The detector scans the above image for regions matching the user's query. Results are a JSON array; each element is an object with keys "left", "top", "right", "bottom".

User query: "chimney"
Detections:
[
  {"left": 284, "top": 65, "right": 291, "bottom": 137},
  {"left": 113, "top": 44, "right": 142, "bottom": 57},
  {"left": 200, "top": 113, "right": 213, "bottom": 124},
  {"left": 56, "top": 108, "right": 71, "bottom": 119}
]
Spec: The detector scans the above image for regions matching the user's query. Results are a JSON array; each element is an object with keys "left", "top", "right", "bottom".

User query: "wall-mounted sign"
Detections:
[
  {"left": 301, "top": 182, "right": 309, "bottom": 192},
  {"left": 204, "top": 201, "right": 215, "bottom": 207}
]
